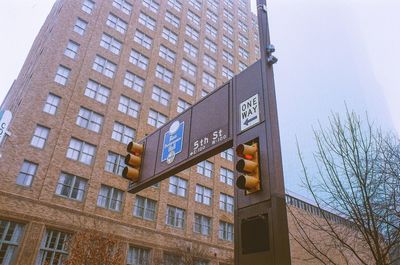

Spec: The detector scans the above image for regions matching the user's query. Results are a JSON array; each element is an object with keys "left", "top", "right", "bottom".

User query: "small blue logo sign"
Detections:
[{"left": 161, "top": 121, "right": 184, "bottom": 164}]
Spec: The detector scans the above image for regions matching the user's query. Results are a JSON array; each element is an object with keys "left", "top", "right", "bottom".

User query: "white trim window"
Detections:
[
  {"left": 127, "top": 246, "right": 150, "bottom": 265},
  {"left": 64, "top": 40, "right": 79, "bottom": 59},
  {"left": 168, "top": 176, "right": 188, "bottom": 197},
  {"left": 204, "top": 38, "right": 217, "bottom": 53},
  {"left": 181, "top": 59, "right": 196, "bottom": 76},
  {"left": 159, "top": 45, "right": 176, "bottom": 63},
  {"left": 183, "top": 41, "right": 198, "bottom": 58},
  {"left": 112, "top": 0, "right": 132, "bottom": 15},
  {"left": 239, "top": 47, "right": 249, "bottom": 60},
  {"left": 185, "top": 25, "right": 199, "bottom": 41},
  {"left": 222, "top": 35, "right": 233, "bottom": 49},
  {"left": 189, "top": 0, "right": 202, "bottom": 11},
  {"left": 207, "top": 0, "right": 218, "bottom": 10},
  {"left": 220, "top": 167, "right": 233, "bottom": 186},
  {"left": 66, "top": 138, "right": 96, "bottom": 165},
  {"left": 118, "top": 95, "right": 140, "bottom": 119},
  {"left": 155, "top": 65, "right": 173, "bottom": 84},
  {"left": 43, "top": 93, "right": 61, "bottom": 115},
  {"left": 202, "top": 72, "right": 216, "bottom": 89},
  {"left": 197, "top": 160, "right": 213, "bottom": 178},
  {"left": 162, "top": 28, "right": 178, "bottom": 45},
  {"left": 219, "top": 221, "right": 233, "bottom": 241},
  {"left": 152, "top": 86, "right": 171, "bottom": 106},
  {"left": 203, "top": 54, "right": 216, "bottom": 71},
  {"left": 36, "top": 229, "right": 70, "bottom": 265},
  {"left": 76, "top": 107, "right": 103, "bottom": 133},
  {"left": 111, "top": 121, "right": 136, "bottom": 144},
  {"left": 206, "top": 9, "right": 218, "bottom": 23},
  {"left": 134, "top": 30, "right": 153, "bottom": 49},
  {"left": 129, "top": 49, "right": 149, "bottom": 70},
  {"left": 238, "top": 20, "right": 248, "bottom": 33},
  {"left": 97, "top": 185, "right": 123, "bottom": 211},
  {"left": 165, "top": 11, "right": 180, "bottom": 28},
  {"left": 106, "top": 13, "right": 127, "bottom": 34},
  {"left": 219, "top": 193, "right": 234, "bottom": 213},
  {"left": 194, "top": 214, "right": 211, "bottom": 236},
  {"left": 74, "top": 18, "right": 87, "bottom": 35},
  {"left": 187, "top": 10, "right": 200, "bottom": 27},
  {"left": 55, "top": 172, "right": 87, "bottom": 201},
  {"left": 222, "top": 66, "right": 234, "bottom": 80},
  {"left": 92, "top": 55, "right": 117, "bottom": 78},
  {"left": 195, "top": 185, "right": 212, "bottom": 206},
  {"left": 223, "top": 22, "right": 233, "bottom": 35},
  {"left": 100, "top": 33, "right": 122, "bottom": 55},
  {"left": 205, "top": 24, "right": 217, "bottom": 39},
  {"left": 133, "top": 195, "right": 157, "bottom": 221},
  {"left": 179, "top": 79, "right": 195, "bottom": 96},
  {"left": 224, "top": 0, "right": 233, "bottom": 9},
  {"left": 239, "top": 33, "right": 249, "bottom": 46},
  {"left": 138, "top": 12, "right": 156, "bottom": 31},
  {"left": 82, "top": 0, "right": 95, "bottom": 14},
  {"left": 16, "top": 160, "right": 37, "bottom": 187},
  {"left": 166, "top": 205, "right": 185, "bottom": 228},
  {"left": 147, "top": 109, "right": 167, "bottom": 128},
  {"left": 239, "top": 61, "right": 247, "bottom": 72},
  {"left": 84, "top": 79, "right": 110, "bottom": 104},
  {"left": 220, "top": 148, "right": 233, "bottom": 161},
  {"left": 142, "top": 0, "right": 159, "bottom": 13},
  {"left": 124, "top": 71, "right": 145, "bottom": 93},
  {"left": 30, "top": 125, "right": 50, "bottom": 149},
  {"left": 177, "top": 98, "right": 191, "bottom": 113},
  {"left": 167, "top": 0, "right": 182, "bottom": 12},
  {"left": 223, "top": 9, "right": 233, "bottom": 22},
  {"left": 105, "top": 151, "right": 126, "bottom": 176},
  {"left": 54, "top": 65, "right": 71, "bottom": 86},
  {"left": 0, "top": 220, "right": 24, "bottom": 264},
  {"left": 223, "top": 50, "right": 233, "bottom": 64},
  {"left": 201, "top": 90, "right": 209, "bottom": 98}
]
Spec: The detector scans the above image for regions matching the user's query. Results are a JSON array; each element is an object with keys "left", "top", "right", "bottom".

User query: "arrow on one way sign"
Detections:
[{"left": 240, "top": 94, "right": 260, "bottom": 131}]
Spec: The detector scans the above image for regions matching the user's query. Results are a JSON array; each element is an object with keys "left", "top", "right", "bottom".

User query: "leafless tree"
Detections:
[
  {"left": 153, "top": 241, "right": 212, "bottom": 265},
  {"left": 290, "top": 110, "right": 400, "bottom": 265}
]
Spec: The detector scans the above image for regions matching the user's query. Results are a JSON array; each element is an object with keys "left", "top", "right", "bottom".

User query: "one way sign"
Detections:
[{"left": 240, "top": 94, "right": 260, "bottom": 131}]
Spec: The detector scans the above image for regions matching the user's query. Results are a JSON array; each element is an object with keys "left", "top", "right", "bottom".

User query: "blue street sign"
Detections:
[{"left": 161, "top": 121, "right": 184, "bottom": 164}]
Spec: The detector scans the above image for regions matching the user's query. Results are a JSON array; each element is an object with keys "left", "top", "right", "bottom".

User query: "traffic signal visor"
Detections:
[
  {"left": 236, "top": 142, "right": 261, "bottom": 194},
  {"left": 122, "top": 142, "right": 144, "bottom": 182}
]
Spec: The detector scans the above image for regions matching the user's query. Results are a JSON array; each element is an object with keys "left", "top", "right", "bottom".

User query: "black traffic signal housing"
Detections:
[
  {"left": 122, "top": 141, "right": 144, "bottom": 182},
  {"left": 235, "top": 140, "right": 261, "bottom": 194}
]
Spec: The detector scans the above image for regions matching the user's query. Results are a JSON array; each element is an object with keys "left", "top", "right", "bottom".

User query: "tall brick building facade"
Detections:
[{"left": 0, "top": 0, "right": 260, "bottom": 264}]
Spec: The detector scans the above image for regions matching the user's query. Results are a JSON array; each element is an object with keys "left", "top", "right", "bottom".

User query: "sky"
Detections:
[{"left": 0, "top": 0, "right": 399, "bottom": 195}]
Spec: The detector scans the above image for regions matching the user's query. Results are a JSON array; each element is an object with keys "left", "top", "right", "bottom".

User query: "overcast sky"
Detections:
[{"left": 1, "top": 0, "right": 399, "bottom": 195}]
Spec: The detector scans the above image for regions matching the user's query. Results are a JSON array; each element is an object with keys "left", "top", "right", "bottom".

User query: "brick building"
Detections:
[{"left": 0, "top": 0, "right": 260, "bottom": 264}]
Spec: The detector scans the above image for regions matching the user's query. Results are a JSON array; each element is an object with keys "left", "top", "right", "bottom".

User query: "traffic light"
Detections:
[
  {"left": 122, "top": 141, "right": 144, "bottom": 182},
  {"left": 235, "top": 141, "right": 261, "bottom": 194}
]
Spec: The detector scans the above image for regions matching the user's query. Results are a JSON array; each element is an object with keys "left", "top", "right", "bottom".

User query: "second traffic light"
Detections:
[
  {"left": 235, "top": 140, "right": 261, "bottom": 194},
  {"left": 122, "top": 141, "right": 144, "bottom": 182}
]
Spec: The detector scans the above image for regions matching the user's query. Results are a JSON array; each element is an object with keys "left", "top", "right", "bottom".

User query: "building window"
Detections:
[
  {"left": 147, "top": 109, "right": 167, "bottom": 128},
  {"left": 220, "top": 167, "right": 233, "bottom": 186},
  {"left": 194, "top": 214, "right": 211, "bottom": 236},
  {"left": 76, "top": 107, "right": 103, "bottom": 133},
  {"left": 223, "top": 22, "right": 233, "bottom": 35},
  {"left": 183, "top": 41, "right": 198, "bottom": 58},
  {"left": 143, "top": 0, "right": 159, "bottom": 12},
  {"left": 84, "top": 79, "right": 110, "bottom": 104},
  {"left": 165, "top": 11, "right": 180, "bottom": 28},
  {"left": 127, "top": 246, "right": 150, "bottom": 265},
  {"left": 239, "top": 34, "right": 249, "bottom": 46},
  {"left": 195, "top": 185, "right": 212, "bottom": 206},
  {"left": 138, "top": 12, "right": 156, "bottom": 31},
  {"left": 82, "top": 0, "right": 95, "bottom": 14},
  {"left": 179, "top": 79, "right": 195, "bottom": 96},
  {"left": 155, "top": 65, "right": 173, "bottom": 84},
  {"left": 204, "top": 38, "right": 217, "bottom": 53},
  {"left": 224, "top": 0, "right": 233, "bottom": 9},
  {"left": 55, "top": 172, "right": 87, "bottom": 201},
  {"left": 167, "top": 0, "right": 182, "bottom": 12},
  {"left": 168, "top": 176, "right": 188, "bottom": 197},
  {"left": 36, "top": 229, "right": 70, "bottom": 265},
  {"left": 205, "top": 24, "right": 217, "bottom": 39},
  {"left": 100, "top": 33, "right": 122, "bottom": 55},
  {"left": 66, "top": 138, "right": 96, "bottom": 165},
  {"left": 189, "top": 0, "right": 202, "bottom": 11},
  {"left": 206, "top": 9, "right": 218, "bottom": 23},
  {"left": 239, "top": 47, "right": 249, "bottom": 60},
  {"left": 134, "top": 30, "right": 153, "bottom": 49},
  {"left": 112, "top": 0, "right": 132, "bottom": 15},
  {"left": 64, "top": 40, "right": 79, "bottom": 59},
  {"left": 16, "top": 160, "right": 37, "bottom": 187},
  {"left": 207, "top": 0, "right": 218, "bottom": 10},
  {"left": 222, "top": 66, "right": 234, "bottom": 80},
  {"left": 124, "top": 71, "right": 145, "bottom": 93},
  {"left": 238, "top": 20, "right": 248, "bottom": 33},
  {"left": 97, "top": 185, "right": 123, "bottom": 211},
  {"left": 133, "top": 195, "right": 157, "bottom": 221},
  {"left": 202, "top": 72, "right": 216, "bottom": 89},
  {"left": 106, "top": 13, "right": 127, "bottom": 34},
  {"left": 197, "top": 160, "right": 213, "bottom": 178},
  {"left": 223, "top": 9, "right": 233, "bottom": 22},
  {"left": 0, "top": 219, "right": 24, "bottom": 264},
  {"left": 223, "top": 50, "right": 233, "bottom": 64},
  {"left": 222, "top": 35, "right": 234, "bottom": 49},
  {"left": 219, "top": 193, "right": 234, "bottom": 213},
  {"left": 118, "top": 95, "right": 140, "bottom": 119},
  {"left": 111, "top": 121, "right": 136, "bottom": 144},
  {"left": 185, "top": 25, "right": 199, "bottom": 41},
  {"left": 152, "top": 86, "right": 171, "bottom": 106},
  {"left": 163, "top": 253, "right": 182, "bottom": 265},
  {"left": 203, "top": 54, "right": 216, "bottom": 71},
  {"left": 220, "top": 148, "right": 234, "bottom": 161},
  {"left": 159, "top": 45, "right": 176, "bottom": 63},
  {"left": 219, "top": 221, "right": 233, "bottom": 241},
  {"left": 195, "top": 260, "right": 209, "bottom": 265},
  {"left": 177, "top": 99, "right": 191, "bottom": 113},
  {"left": 239, "top": 61, "right": 247, "bottom": 72},
  {"left": 74, "top": 18, "right": 87, "bottom": 35},
  {"left": 162, "top": 28, "right": 178, "bottom": 45},
  {"left": 201, "top": 90, "right": 209, "bottom": 98},
  {"left": 54, "top": 65, "right": 70, "bottom": 85},
  {"left": 105, "top": 151, "right": 126, "bottom": 176},
  {"left": 181, "top": 59, "right": 196, "bottom": 76},
  {"left": 166, "top": 205, "right": 185, "bottom": 228},
  {"left": 92, "top": 55, "right": 116, "bottom": 78},
  {"left": 43, "top": 93, "right": 61, "bottom": 115},
  {"left": 129, "top": 49, "right": 149, "bottom": 70},
  {"left": 31, "top": 125, "right": 50, "bottom": 149},
  {"left": 187, "top": 10, "right": 200, "bottom": 27}
]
